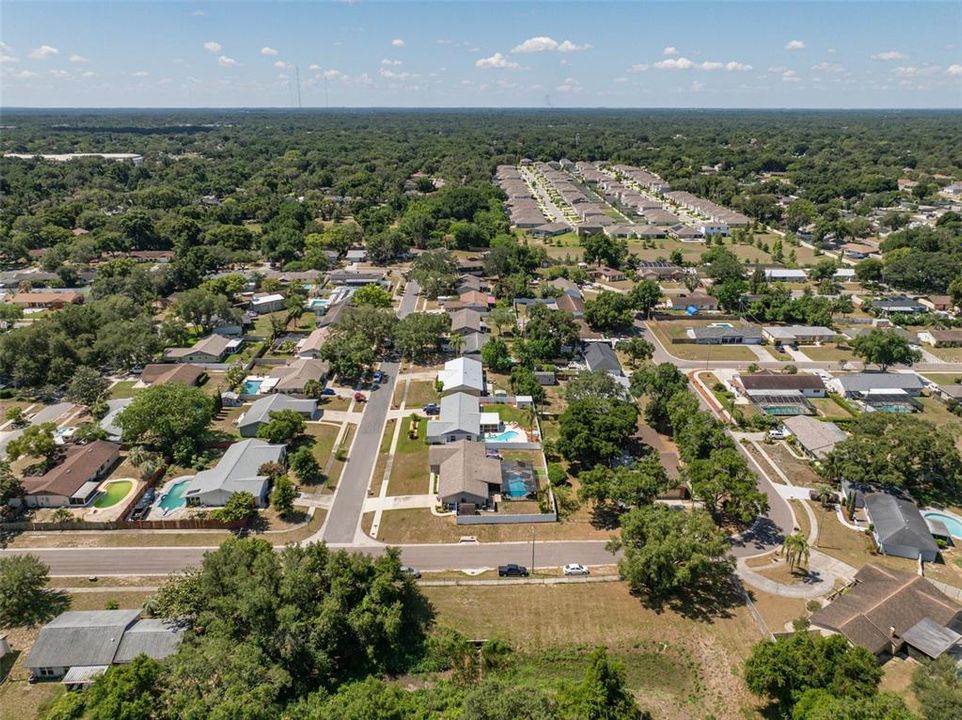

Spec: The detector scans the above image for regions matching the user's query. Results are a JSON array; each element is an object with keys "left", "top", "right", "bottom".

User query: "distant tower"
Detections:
[{"left": 294, "top": 65, "right": 303, "bottom": 108}]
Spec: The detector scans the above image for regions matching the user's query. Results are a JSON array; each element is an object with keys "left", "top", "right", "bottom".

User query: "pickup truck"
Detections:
[{"left": 498, "top": 564, "right": 529, "bottom": 577}]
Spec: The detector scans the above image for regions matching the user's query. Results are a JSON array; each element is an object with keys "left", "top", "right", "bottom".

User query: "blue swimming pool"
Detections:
[
  {"left": 502, "top": 470, "right": 533, "bottom": 499},
  {"left": 158, "top": 480, "right": 189, "bottom": 513},
  {"left": 307, "top": 298, "right": 329, "bottom": 311},
  {"left": 924, "top": 512, "right": 962, "bottom": 539},
  {"left": 242, "top": 378, "right": 263, "bottom": 395},
  {"left": 484, "top": 428, "right": 526, "bottom": 443}
]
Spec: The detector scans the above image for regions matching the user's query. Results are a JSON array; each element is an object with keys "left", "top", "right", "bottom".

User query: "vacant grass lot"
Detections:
[
  {"left": 800, "top": 344, "right": 857, "bottom": 362},
  {"left": 809, "top": 396, "right": 854, "bottom": 419},
  {"left": 930, "top": 346, "right": 962, "bottom": 362},
  {"left": 387, "top": 417, "right": 429, "bottom": 496},
  {"left": 404, "top": 380, "right": 440, "bottom": 408},
  {"left": 424, "top": 581, "right": 762, "bottom": 720},
  {"left": 918, "top": 397, "right": 962, "bottom": 431}
]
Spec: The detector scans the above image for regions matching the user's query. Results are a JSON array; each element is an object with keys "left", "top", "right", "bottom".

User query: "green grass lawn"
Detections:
[
  {"left": 387, "top": 416, "right": 429, "bottom": 495},
  {"left": 922, "top": 373, "right": 962, "bottom": 386},
  {"left": 929, "top": 346, "right": 962, "bottom": 362},
  {"left": 649, "top": 324, "right": 759, "bottom": 361},
  {"left": 93, "top": 480, "right": 133, "bottom": 508},
  {"left": 918, "top": 397, "right": 962, "bottom": 430},
  {"left": 404, "top": 380, "right": 440, "bottom": 408},
  {"left": 109, "top": 380, "right": 140, "bottom": 399},
  {"left": 799, "top": 344, "right": 856, "bottom": 362},
  {"left": 809, "top": 396, "right": 854, "bottom": 419}
]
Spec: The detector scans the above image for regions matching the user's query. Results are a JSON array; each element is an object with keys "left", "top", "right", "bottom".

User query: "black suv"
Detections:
[
  {"left": 497, "top": 564, "right": 529, "bottom": 577},
  {"left": 129, "top": 488, "right": 156, "bottom": 520}
]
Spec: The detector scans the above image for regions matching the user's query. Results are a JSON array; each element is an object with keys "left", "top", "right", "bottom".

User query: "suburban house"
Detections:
[
  {"left": 99, "top": 398, "right": 133, "bottom": 442},
  {"left": 669, "top": 225, "right": 703, "bottom": 241},
  {"left": 457, "top": 275, "right": 484, "bottom": 293},
  {"left": 583, "top": 342, "right": 624, "bottom": 377},
  {"left": 139, "top": 363, "right": 206, "bottom": 387},
  {"left": 457, "top": 258, "right": 485, "bottom": 276},
  {"left": 763, "top": 326, "right": 839, "bottom": 344},
  {"left": 430, "top": 440, "right": 502, "bottom": 509},
  {"left": 426, "top": 393, "right": 500, "bottom": 444},
  {"left": 591, "top": 266, "right": 626, "bottom": 283},
  {"left": 919, "top": 295, "right": 954, "bottom": 313},
  {"left": 183, "top": 438, "right": 286, "bottom": 508},
  {"left": 810, "top": 564, "right": 962, "bottom": 660},
  {"left": 530, "top": 222, "right": 570, "bottom": 238},
  {"left": 461, "top": 332, "right": 491, "bottom": 359},
  {"left": 163, "top": 334, "right": 242, "bottom": 364},
  {"left": 327, "top": 270, "right": 387, "bottom": 286},
  {"left": 249, "top": 293, "right": 286, "bottom": 315},
  {"left": 733, "top": 372, "right": 827, "bottom": 397},
  {"left": 296, "top": 327, "right": 330, "bottom": 359},
  {"left": 686, "top": 325, "right": 764, "bottom": 345},
  {"left": 14, "top": 441, "right": 121, "bottom": 508},
  {"left": 8, "top": 291, "right": 84, "bottom": 309},
  {"left": 345, "top": 248, "right": 367, "bottom": 263},
  {"left": 668, "top": 293, "right": 719, "bottom": 312},
  {"left": 870, "top": 297, "right": 928, "bottom": 315},
  {"left": 268, "top": 358, "right": 330, "bottom": 395},
  {"left": 237, "top": 395, "right": 319, "bottom": 437},
  {"left": 456, "top": 290, "right": 493, "bottom": 311},
  {"left": 834, "top": 373, "right": 924, "bottom": 399},
  {"left": 841, "top": 243, "right": 878, "bottom": 259},
  {"left": 764, "top": 268, "right": 808, "bottom": 282},
  {"left": 636, "top": 261, "right": 684, "bottom": 281},
  {"left": 555, "top": 293, "right": 585, "bottom": 318},
  {"left": 781, "top": 415, "right": 847, "bottom": 460},
  {"left": 918, "top": 329, "right": 962, "bottom": 347},
  {"left": 863, "top": 493, "right": 939, "bottom": 562},
  {"left": 438, "top": 356, "right": 484, "bottom": 396},
  {"left": 26, "top": 610, "right": 183, "bottom": 686},
  {"left": 449, "top": 308, "right": 485, "bottom": 337}
]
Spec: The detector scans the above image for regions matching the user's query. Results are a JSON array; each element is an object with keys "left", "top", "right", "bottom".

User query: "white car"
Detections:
[
  {"left": 562, "top": 563, "right": 589, "bottom": 576},
  {"left": 768, "top": 428, "right": 790, "bottom": 441}
]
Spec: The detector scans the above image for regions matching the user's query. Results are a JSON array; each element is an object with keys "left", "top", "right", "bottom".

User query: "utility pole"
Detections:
[{"left": 531, "top": 527, "right": 535, "bottom": 575}]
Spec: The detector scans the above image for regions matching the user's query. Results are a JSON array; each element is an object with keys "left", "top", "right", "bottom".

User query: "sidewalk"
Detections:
[{"left": 736, "top": 549, "right": 856, "bottom": 599}]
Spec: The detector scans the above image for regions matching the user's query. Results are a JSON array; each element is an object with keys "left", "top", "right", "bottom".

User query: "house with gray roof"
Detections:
[
  {"left": 163, "top": 334, "right": 242, "bottom": 363},
  {"left": 686, "top": 325, "right": 763, "bottom": 345},
  {"left": 834, "top": 373, "right": 924, "bottom": 397},
  {"left": 449, "top": 308, "right": 484, "bottom": 336},
  {"left": 98, "top": 398, "right": 133, "bottom": 442},
  {"left": 183, "top": 438, "right": 286, "bottom": 507},
  {"left": 426, "top": 393, "right": 500, "bottom": 444},
  {"left": 782, "top": 415, "right": 847, "bottom": 460},
  {"left": 461, "top": 332, "right": 491, "bottom": 358},
  {"left": 429, "top": 440, "right": 502, "bottom": 508},
  {"left": 268, "top": 358, "right": 329, "bottom": 395},
  {"left": 583, "top": 343, "right": 623, "bottom": 376},
  {"left": 864, "top": 493, "right": 940, "bottom": 562},
  {"left": 26, "top": 610, "right": 183, "bottom": 685},
  {"left": 237, "top": 395, "right": 318, "bottom": 437},
  {"left": 763, "top": 325, "right": 839, "bottom": 344}
]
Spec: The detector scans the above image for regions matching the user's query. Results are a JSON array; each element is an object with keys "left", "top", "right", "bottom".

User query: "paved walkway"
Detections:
[
  {"left": 364, "top": 494, "right": 436, "bottom": 512},
  {"left": 737, "top": 549, "right": 857, "bottom": 598}
]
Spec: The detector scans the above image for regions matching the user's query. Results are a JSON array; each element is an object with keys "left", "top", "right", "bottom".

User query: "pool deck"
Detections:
[{"left": 146, "top": 477, "right": 193, "bottom": 520}]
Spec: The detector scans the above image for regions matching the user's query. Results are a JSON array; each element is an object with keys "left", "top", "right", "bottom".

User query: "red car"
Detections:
[{"left": 353, "top": 392, "right": 366, "bottom": 403}]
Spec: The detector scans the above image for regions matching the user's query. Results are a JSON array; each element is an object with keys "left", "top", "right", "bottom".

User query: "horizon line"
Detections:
[{"left": 2, "top": 105, "right": 962, "bottom": 112}]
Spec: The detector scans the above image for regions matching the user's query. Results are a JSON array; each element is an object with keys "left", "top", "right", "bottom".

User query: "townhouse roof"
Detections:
[
  {"left": 865, "top": 493, "right": 939, "bottom": 557},
  {"left": 781, "top": 415, "right": 847, "bottom": 460},
  {"left": 22, "top": 441, "right": 120, "bottom": 500}
]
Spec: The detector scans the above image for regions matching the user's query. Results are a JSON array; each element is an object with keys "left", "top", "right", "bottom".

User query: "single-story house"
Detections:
[
  {"left": 534, "top": 370, "right": 557, "bottom": 385},
  {"left": 99, "top": 398, "right": 133, "bottom": 442},
  {"left": 933, "top": 384, "right": 962, "bottom": 403},
  {"left": 734, "top": 372, "right": 827, "bottom": 397},
  {"left": 457, "top": 258, "right": 485, "bottom": 276},
  {"left": 26, "top": 610, "right": 183, "bottom": 685},
  {"left": 810, "top": 564, "right": 962, "bottom": 660},
  {"left": 296, "top": 327, "right": 330, "bottom": 359},
  {"left": 449, "top": 308, "right": 485, "bottom": 337},
  {"left": 763, "top": 325, "right": 839, "bottom": 344},
  {"left": 139, "top": 363, "right": 206, "bottom": 387},
  {"left": 327, "top": 270, "right": 387, "bottom": 286},
  {"left": 249, "top": 293, "right": 286, "bottom": 315},
  {"left": 686, "top": 325, "right": 764, "bottom": 345},
  {"left": 14, "top": 441, "right": 120, "bottom": 509},
  {"left": 781, "top": 415, "right": 847, "bottom": 460},
  {"left": 864, "top": 493, "right": 939, "bottom": 562},
  {"left": 834, "top": 373, "right": 924, "bottom": 398},
  {"left": 183, "top": 438, "right": 285, "bottom": 508},
  {"left": 764, "top": 268, "right": 808, "bottom": 282},
  {"left": 456, "top": 290, "right": 494, "bottom": 311},
  {"left": 430, "top": 440, "right": 502, "bottom": 508},
  {"left": 237, "top": 395, "right": 318, "bottom": 437},
  {"left": 591, "top": 266, "right": 626, "bottom": 283},
  {"left": 268, "top": 358, "right": 329, "bottom": 395},
  {"left": 555, "top": 293, "right": 585, "bottom": 318},
  {"left": 548, "top": 278, "right": 583, "bottom": 297},
  {"left": 8, "top": 291, "right": 84, "bottom": 309},
  {"left": 669, "top": 293, "right": 719, "bottom": 312},
  {"left": 583, "top": 343, "right": 623, "bottom": 376},
  {"left": 457, "top": 275, "right": 484, "bottom": 293},
  {"left": 918, "top": 295, "right": 954, "bottom": 313},
  {"left": 636, "top": 261, "right": 684, "bottom": 281},
  {"left": 530, "top": 222, "right": 570, "bottom": 238},
  {"left": 918, "top": 329, "right": 962, "bottom": 347},
  {"left": 636, "top": 224, "right": 671, "bottom": 239},
  {"left": 438, "top": 356, "right": 484, "bottom": 396},
  {"left": 841, "top": 243, "right": 877, "bottom": 259},
  {"left": 426, "top": 393, "right": 500, "bottom": 444},
  {"left": 745, "top": 389, "right": 816, "bottom": 416},
  {"left": 163, "top": 334, "right": 242, "bottom": 364},
  {"left": 871, "top": 297, "right": 928, "bottom": 315},
  {"left": 669, "top": 225, "right": 703, "bottom": 241},
  {"left": 345, "top": 248, "right": 367, "bottom": 263},
  {"left": 461, "top": 332, "right": 491, "bottom": 358}
]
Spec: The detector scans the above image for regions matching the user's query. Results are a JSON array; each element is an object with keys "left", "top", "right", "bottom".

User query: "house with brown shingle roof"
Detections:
[
  {"left": 449, "top": 308, "right": 484, "bottom": 337},
  {"left": 9, "top": 291, "right": 83, "bottom": 309},
  {"left": 811, "top": 564, "right": 962, "bottom": 660},
  {"left": 429, "top": 440, "right": 502, "bottom": 508},
  {"left": 14, "top": 441, "right": 120, "bottom": 509},
  {"left": 139, "top": 364, "right": 206, "bottom": 387}
]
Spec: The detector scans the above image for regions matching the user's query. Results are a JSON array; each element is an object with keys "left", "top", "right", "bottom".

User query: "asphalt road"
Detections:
[
  {"left": 0, "top": 540, "right": 616, "bottom": 576},
  {"left": 320, "top": 280, "right": 420, "bottom": 544}
]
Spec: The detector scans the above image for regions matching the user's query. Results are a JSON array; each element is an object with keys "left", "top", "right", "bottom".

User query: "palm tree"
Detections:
[
  {"left": 683, "top": 272, "right": 700, "bottom": 294},
  {"left": 782, "top": 532, "right": 811, "bottom": 574},
  {"left": 448, "top": 333, "right": 463, "bottom": 355}
]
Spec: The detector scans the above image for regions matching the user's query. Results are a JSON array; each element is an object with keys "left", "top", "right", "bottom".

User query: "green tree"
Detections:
[
  {"left": 523, "top": 304, "right": 579, "bottom": 360},
  {"left": 65, "top": 366, "right": 110, "bottom": 407},
  {"left": 487, "top": 306, "right": 516, "bottom": 336},
  {"left": 75, "top": 655, "right": 163, "bottom": 720},
  {"left": 628, "top": 280, "right": 663, "bottom": 319},
  {"left": 287, "top": 678, "right": 417, "bottom": 720},
  {"left": 850, "top": 329, "right": 922, "bottom": 371},
  {"left": 394, "top": 312, "right": 449, "bottom": 363},
  {"left": 117, "top": 385, "right": 214, "bottom": 463},
  {"left": 791, "top": 688, "right": 916, "bottom": 720},
  {"left": 289, "top": 446, "right": 322, "bottom": 484},
  {"left": 409, "top": 249, "right": 459, "bottom": 299},
  {"left": 211, "top": 491, "right": 258, "bottom": 523},
  {"left": 684, "top": 448, "right": 768, "bottom": 524},
  {"left": 911, "top": 655, "right": 962, "bottom": 720},
  {"left": 781, "top": 532, "right": 811, "bottom": 573},
  {"left": 0, "top": 460, "right": 23, "bottom": 509},
  {"left": 460, "top": 680, "right": 557, "bottom": 720},
  {"left": 4, "top": 406, "right": 27, "bottom": 427},
  {"left": 582, "top": 234, "right": 628, "bottom": 268},
  {"left": 629, "top": 362, "right": 689, "bottom": 432},
  {"left": 619, "top": 337, "right": 654, "bottom": 367},
  {"left": 564, "top": 369, "right": 629, "bottom": 404},
  {"left": 270, "top": 475, "right": 298, "bottom": 516},
  {"left": 481, "top": 336, "right": 512, "bottom": 373},
  {"left": 303, "top": 378, "right": 324, "bottom": 399},
  {"left": 174, "top": 287, "right": 241, "bottom": 332},
  {"left": 0, "top": 554, "right": 67, "bottom": 628},
  {"left": 855, "top": 258, "right": 885, "bottom": 285},
  {"left": 320, "top": 331, "right": 376, "bottom": 379},
  {"left": 584, "top": 291, "right": 636, "bottom": 332},
  {"left": 510, "top": 365, "right": 545, "bottom": 403},
  {"left": 611, "top": 505, "right": 734, "bottom": 601},
  {"left": 256, "top": 409, "right": 307, "bottom": 445},
  {"left": 808, "top": 258, "right": 839, "bottom": 281},
  {"left": 559, "top": 646, "right": 647, "bottom": 720},
  {"left": 0, "top": 303, "right": 24, "bottom": 328},
  {"left": 578, "top": 456, "right": 670, "bottom": 509},
  {"left": 352, "top": 283, "right": 394, "bottom": 308},
  {"left": 6, "top": 422, "right": 58, "bottom": 469},
  {"left": 558, "top": 397, "right": 639, "bottom": 467}
]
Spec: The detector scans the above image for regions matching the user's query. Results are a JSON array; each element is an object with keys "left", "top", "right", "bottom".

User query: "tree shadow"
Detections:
[
  {"left": 729, "top": 517, "right": 784, "bottom": 555},
  {"left": 10, "top": 588, "right": 72, "bottom": 629},
  {"left": 631, "top": 565, "right": 743, "bottom": 622},
  {"left": 589, "top": 504, "right": 623, "bottom": 531}
]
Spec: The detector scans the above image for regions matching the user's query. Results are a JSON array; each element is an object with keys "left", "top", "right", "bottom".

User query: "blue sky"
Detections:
[{"left": 2, "top": 1, "right": 961, "bottom": 108}]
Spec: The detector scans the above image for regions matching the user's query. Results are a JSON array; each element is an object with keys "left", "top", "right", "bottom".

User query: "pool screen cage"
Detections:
[{"left": 500, "top": 460, "right": 538, "bottom": 500}]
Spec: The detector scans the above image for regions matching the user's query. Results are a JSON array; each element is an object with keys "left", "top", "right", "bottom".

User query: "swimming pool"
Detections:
[
  {"left": 924, "top": 511, "right": 962, "bottom": 539},
  {"left": 158, "top": 480, "right": 189, "bottom": 514},
  {"left": 484, "top": 428, "right": 526, "bottom": 443},
  {"left": 503, "top": 477, "right": 530, "bottom": 499},
  {"left": 306, "top": 298, "right": 329, "bottom": 311},
  {"left": 242, "top": 378, "right": 264, "bottom": 395}
]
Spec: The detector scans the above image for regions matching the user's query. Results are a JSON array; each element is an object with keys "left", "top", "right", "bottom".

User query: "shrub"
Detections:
[{"left": 547, "top": 463, "right": 567, "bottom": 486}]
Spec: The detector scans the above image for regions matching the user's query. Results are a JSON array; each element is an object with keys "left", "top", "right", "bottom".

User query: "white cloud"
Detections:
[
  {"left": 260, "top": 46, "right": 279, "bottom": 56},
  {"left": 725, "top": 61, "right": 753, "bottom": 72},
  {"left": 203, "top": 41, "right": 221, "bottom": 53},
  {"left": 812, "top": 62, "right": 844, "bottom": 73},
  {"left": 10, "top": 69, "right": 37, "bottom": 79},
  {"left": 49, "top": 69, "right": 70, "bottom": 79},
  {"left": 948, "top": 64, "right": 962, "bottom": 76},
  {"left": 132, "top": 71, "right": 149, "bottom": 77},
  {"left": 475, "top": 52, "right": 521, "bottom": 70},
  {"left": 872, "top": 51, "right": 908, "bottom": 61},
  {"left": 68, "top": 54, "right": 89, "bottom": 64},
  {"left": 511, "top": 36, "right": 591, "bottom": 53},
  {"left": 379, "top": 67, "right": 419, "bottom": 81},
  {"left": 191, "top": 9, "right": 206, "bottom": 16},
  {"left": 654, "top": 57, "right": 695, "bottom": 70},
  {"left": 391, "top": 38, "right": 405, "bottom": 48},
  {"left": 663, "top": 46, "right": 678, "bottom": 56},
  {"left": 556, "top": 77, "right": 582, "bottom": 93},
  {"left": 700, "top": 61, "right": 723, "bottom": 71},
  {"left": 273, "top": 60, "right": 291, "bottom": 69},
  {"left": 81, "top": 71, "right": 95, "bottom": 78},
  {"left": 381, "top": 58, "right": 402, "bottom": 66},
  {"left": 0, "top": 51, "right": 18, "bottom": 65},
  {"left": 628, "top": 63, "right": 649, "bottom": 73},
  {"left": 785, "top": 40, "right": 806, "bottom": 51},
  {"left": 217, "top": 55, "right": 238, "bottom": 67},
  {"left": 894, "top": 65, "right": 941, "bottom": 78},
  {"left": 781, "top": 70, "right": 800, "bottom": 82},
  {"left": 28, "top": 45, "right": 59, "bottom": 59}
]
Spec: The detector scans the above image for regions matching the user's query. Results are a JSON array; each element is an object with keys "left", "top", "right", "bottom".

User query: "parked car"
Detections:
[
  {"left": 372, "top": 370, "right": 383, "bottom": 384},
  {"left": 498, "top": 564, "right": 529, "bottom": 577},
  {"left": 129, "top": 488, "right": 156, "bottom": 520},
  {"left": 320, "top": 388, "right": 336, "bottom": 396},
  {"left": 400, "top": 566, "right": 421, "bottom": 579},
  {"left": 422, "top": 403, "right": 440, "bottom": 415},
  {"left": 768, "top": 427, "right": 790, "bottom": 440},
  {"left": 562, "top": 563, "right": 589, "bottom": 576},
  {"left": 353, "top": 392, "right": 366, "bottom": 403}
]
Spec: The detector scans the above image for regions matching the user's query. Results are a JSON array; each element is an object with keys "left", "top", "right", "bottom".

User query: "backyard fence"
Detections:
[
  {"left": 0, "top": 518, "right": 245, "bottom": 532},
  {"left": 456, "top": 512, "right": 557, "bottom": 526}
]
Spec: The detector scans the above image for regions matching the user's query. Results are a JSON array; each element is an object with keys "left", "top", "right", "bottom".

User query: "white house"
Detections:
[
  {"left": 437, "top": 356, "right": 484, "bottom": 396},
  {"left": 426, "top": 393, "right": 500, "bottom": 444},
  {"left": 249, "top": 293, "right": 286, "bottom": 315}
]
